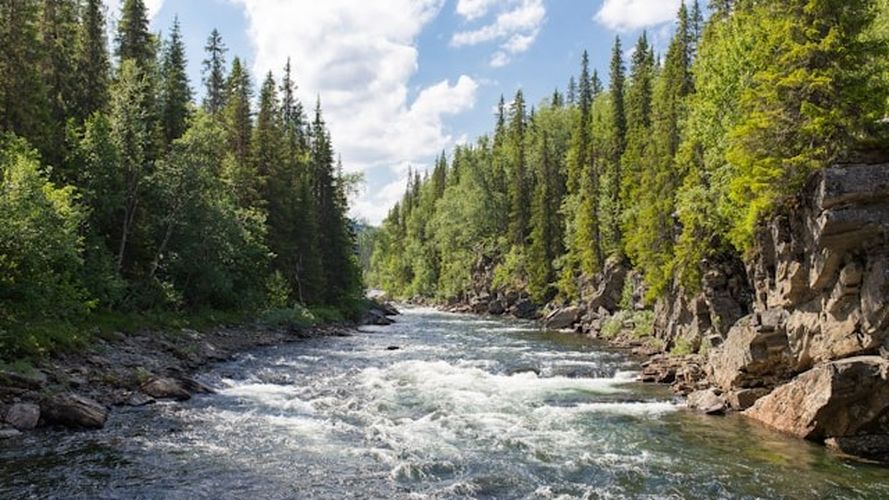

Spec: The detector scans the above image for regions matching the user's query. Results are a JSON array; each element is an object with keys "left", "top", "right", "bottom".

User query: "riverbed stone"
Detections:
[
  {"left": 5, "top": 403, "right": 40, "bottom": 430},
  {"left": 744, "top": 356, "right": 889, "bottom": 440},
  {"left": 41, "top": 394, "right": 108, "bottom": 429},
  {"left": 544, "top": 306, "right": 583, "bottom": 330},
  {"left": 140, "top": 377, "right": 192, "bottom": 401},
  {"left": 687, "top": 388, "right": 727, "bottom": 415},
  {"left": 0, "top": 428, "right": 22, "bottom": 439}
]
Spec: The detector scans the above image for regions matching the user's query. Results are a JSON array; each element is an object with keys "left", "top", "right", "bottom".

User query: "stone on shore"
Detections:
[
  {"left": 687, "top": 388, "right": 727, "bottom": 415},
  {"left": 41, "top": 394, "right": 108, "bottom": 429},
  {"left": 544, "top": 306, "right": 583, "bottom": 330},
  {"left": 5, "top": 403, "right": 40, "bottom": 430},
  {"left": 141, "top": 377, "right": 192, "bottom": 401},
  {"left": 744, "top": 356, "right": 889, "bottom": 440}
]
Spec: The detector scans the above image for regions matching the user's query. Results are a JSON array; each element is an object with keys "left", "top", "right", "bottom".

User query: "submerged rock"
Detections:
[
  {"left": 41, "top": 394, "right": 108, "bottom": 429},
  {"left": 744, "top": 356, "right": 889, "bottom": 441},
  {"left": 0, "top": 428, "right": 22, "bottom": 439},
  {"left": 5, "top": 403, "right": 40, "bottom": 430}
]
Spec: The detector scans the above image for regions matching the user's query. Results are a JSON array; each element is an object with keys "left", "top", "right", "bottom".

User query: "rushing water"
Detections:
[{"left": 2, "top": 307, "right": 889, "bottom": 499}]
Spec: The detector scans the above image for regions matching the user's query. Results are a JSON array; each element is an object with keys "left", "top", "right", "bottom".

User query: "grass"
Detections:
[{"left": 1, "top": 299, "right": 367, "bottom": 366}]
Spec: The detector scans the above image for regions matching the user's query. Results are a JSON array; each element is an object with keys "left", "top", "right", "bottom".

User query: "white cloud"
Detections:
[
  {"left": 455, "top": 0, "right": 499, "bottom": 21},
  {"left": 595, "top": 0, "right": 682, "bottom": 31},
  {"left": 230, "top": 0, "right": 478, "bottom": 224},
  {"left": 452, "top": 0, "right": 545, "bottom": 67}
]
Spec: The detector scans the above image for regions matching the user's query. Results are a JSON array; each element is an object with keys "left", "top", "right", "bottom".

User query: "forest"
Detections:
[
  {"left": 0, "top": 0, "right": 363, "bottom": 360},
  {"left": 368, "top": 0, "right": 889, "bottom": 309}
]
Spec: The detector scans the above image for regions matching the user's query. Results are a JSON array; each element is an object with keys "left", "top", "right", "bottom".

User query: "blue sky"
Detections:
[{"left": 119, "top": 0, "right": 686, "bottom": 224}]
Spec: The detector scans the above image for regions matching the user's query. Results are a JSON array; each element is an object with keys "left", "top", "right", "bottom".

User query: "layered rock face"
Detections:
[{"left": 704, "top": 163, "right": 889, "bottom": 458}]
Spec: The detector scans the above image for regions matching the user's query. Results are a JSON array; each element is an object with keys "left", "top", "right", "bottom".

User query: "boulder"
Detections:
[
  {"left": 511, "top": 299, "right": 538, "bottom": 320},
  {"left": 126, "top": 392, "right": 156, "bottom": 407},
  {"left": 5, "top": 403, "right": 40, "bottom": 430},
  {"left": 0, "top": 369, "right": 48, "bottom": 390},
  {"left": 140, "top": 377, "right": 191, "bottom": 401},
  {"left": 488, "top": 299, "right": 506, "bottom": 315},
  {"left": 725, "top": 388, "right": 771, "bottom": 411},
  {"left": 544, "top": 306, "right": 583, "bottom": 330},
  {"left": 0, "top": 428, "right": 22, "bottom": 439},
  {"left": 687, "top": 388, "right": 727, "bottom": 415},
  {"left": 826, "top": 435, "right": 889, "bottom": 463},
  {"left": 41, "top": 394, "right": 108, "bottom": 429},
  {"left": 744, "top": 356, "right": 889, "bottom": 440},
  {"left": 363, "top": 308, "right": 395, "bottom": 326}
]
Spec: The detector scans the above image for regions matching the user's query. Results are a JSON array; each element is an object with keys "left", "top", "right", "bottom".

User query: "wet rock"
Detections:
[
  {"left": 0, "top": 428, "right": 22, "bottom": 439},
  {"left": 826, "top": 435, "right": 889, "bottom": 463},
  {"left": 5, "top": 403, "right": 40, "bottom": 430},
  {"left": 511, "top": 299, "right": 538, "bottom": 320},
  {"left": 41, "top": 394, "right": 108, "bottom": 429},
  {"left": 744, "top": 356, "right": 889, "bottom": 440},
  {"left": 386, "top": 346, "right": 401, "bottom": 351},
  {"left": 687, "top": 388, "right": 727, "bottom": 415},
  {"left": 126, "top": 392, "right": 156, "bottom": 407},
  {"left": 140, "top": 377, "right": 191, "bottom": 401},
  {"left": 725, "top": 388, "right": 771, "bottom": 411},
  {"left": 488, "top": 299, "right": 506, "bottom": 315},
  {"left": 363, "top": 308, "right": 395, "bottom": 326},
  {"left": 640, "top": 355, "right": 679, "bottom": 384},
  {"left": 178, "top": 377, "right": 215, "bottom": 395},
  {"left": 544, "top": 306, "right": 583, "bottom": 330}
]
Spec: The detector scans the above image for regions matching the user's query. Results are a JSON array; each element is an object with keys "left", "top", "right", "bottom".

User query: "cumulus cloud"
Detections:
[
  {"left": 594, "top": 0, "right": 682, "bottom": 31},
  {"left": 230, "top": 0, "right": 478, "bottom": 223},
  {"left": 452, "top": 0, "right": 545, "bottom": 68}
]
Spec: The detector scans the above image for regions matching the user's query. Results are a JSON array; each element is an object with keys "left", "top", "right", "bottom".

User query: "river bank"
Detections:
[
  {"left": 0, "top": 302, "right": 398, "bottom": 438},
  {"left": 4, "top": 306, "right": 888, "bottom": 498}
]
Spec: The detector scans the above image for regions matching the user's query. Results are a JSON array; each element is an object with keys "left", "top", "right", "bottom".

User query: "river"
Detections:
[{"left": 2, "top": 307, "right": 889, "bottom": 499}]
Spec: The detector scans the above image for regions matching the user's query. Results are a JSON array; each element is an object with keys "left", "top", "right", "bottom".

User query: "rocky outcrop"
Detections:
[
  {"left": 654, "top": 256, "right": 752, "bottom": 354},
  {"left": 584, "top": 257, "right": 629, "bottom": 313},
  {"left": 698, "top": 163, "right": 889, "bottom": 460},
  {"left": 41, "top": 394, "right": 108, "bottom": 429}
]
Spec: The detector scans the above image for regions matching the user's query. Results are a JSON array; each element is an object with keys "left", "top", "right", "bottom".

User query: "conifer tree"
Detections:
[
  {"left": 607, "top": 35, "right": 627, "bottom": 249},
  {"left": 202, "top": 28, "right": 227, "bottom": 114},
  {"left": 115, "top": 0, "right": 154, "bottom": 68},
  {"left": 507, "top": 89, "right": 529, "bottom": 247},
  {"left": 160, "top": 17, "right": 192, "bottom": 149},
  {"left": 38, "top": 0, "right": 80, "bottom": 167},
  {"left": 74, "top": 0, "right": 110, "bottom": 122}
]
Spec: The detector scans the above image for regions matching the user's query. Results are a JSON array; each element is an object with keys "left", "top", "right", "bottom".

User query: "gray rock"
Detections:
[
  {"left": 126, "top": 392, "right": 156, "bottom": 407},
  {"left": 0, "top": 428, "right": 22, "bottom": 439},
  {"left": 726, "top": 388, "right": 771, "bottom": 411},
  {"left": 687, "top": 388, "right": 727, "bottom": 415},
  {"left": 0, "top": 369, "right": 48, "bottom": 390},
  {"left": 140, "top": 377, "right": 191, "bottom": 401},
  {"left": 707, "top": 314, "right": 795, "bottom": 391},
  {"left": 488, "top": 299, "right": 505, "bottom": 315},
  {"left": 544, "top": 306, "right": 583, "bottom": 330},
  {"left": 5, "top": 403, "right": 40, "bottom": 430},
  {"left": 42, "top": 394, "right": 108, "bottom": 429},
  {"left": 511, "top": 299, "right": 538, "bottom": 320}
]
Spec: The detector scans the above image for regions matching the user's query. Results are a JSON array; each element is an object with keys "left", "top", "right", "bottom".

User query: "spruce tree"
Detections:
[
  {"left": 160, "top": 17, "right": 192, "bottom": 149},
  {"left": 38, "top": 0, "right": 80, "bottom": 167},
  {"left": 507, "top": 89, "right": 529, "bottom": 247},
  {"left": 202, "top": 28, "right": 227, "bottom": 114},
  {"left": 115, "top": 0, "right": 154, "bottom": 68},
  {"left": 74, "top": 0, "right": 110, "bottom": 122},
  {"left": 607, "top": 36, "right": 627, "bottom": 250}
]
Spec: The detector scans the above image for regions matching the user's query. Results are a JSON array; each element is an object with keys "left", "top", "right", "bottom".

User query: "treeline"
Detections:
[
  {"left": 0, "top": 0, "right": 362, "bottom": 357},
  {"left": 368, "top": 0, "right": 889, "bottom": 306}
]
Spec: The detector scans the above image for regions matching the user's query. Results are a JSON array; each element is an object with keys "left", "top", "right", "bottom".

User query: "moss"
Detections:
[{"left": 670, "top": 337, "right": 695, "bottom": 356}]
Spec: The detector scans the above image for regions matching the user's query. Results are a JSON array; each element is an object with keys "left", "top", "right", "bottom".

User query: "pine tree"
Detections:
[
  {"left": 74, "top": 0, "right": 110, "bottom": 122},
  {"left": 202, "top": 28, "right": 227, "bottom": 114},
  {"left": 160, "top": 17, "right": 192, "bottom": 149}
]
